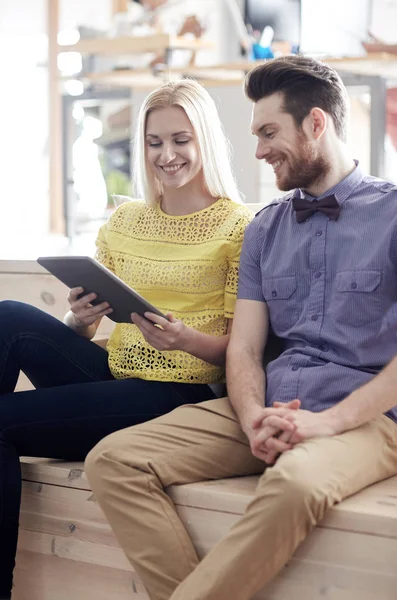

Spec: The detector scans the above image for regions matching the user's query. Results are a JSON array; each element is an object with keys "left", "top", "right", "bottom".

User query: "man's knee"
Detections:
[
  {"left": 263, "top": 465, "right": 335, "bottom": 525},
  {"left": 85, "top": 427, "right": 141, "bottom": 485}
]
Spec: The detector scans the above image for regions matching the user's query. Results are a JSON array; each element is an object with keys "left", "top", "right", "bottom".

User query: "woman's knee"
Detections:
[
  {"left": 0, "top": 300, "right": 36, "bottom": 330},
  {"left": 0, "top": 300, "right": 23, "bottom": 319}
]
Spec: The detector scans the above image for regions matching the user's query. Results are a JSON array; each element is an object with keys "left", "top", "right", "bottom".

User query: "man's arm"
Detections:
[
  {"left": 226, "top": 300, "right": 297, "bottom": 459},
  {"left": 226, "top": 299, "right": 269, "bottom": 433},
  {"left": 317, "top": 353, "right": 397, "bottom": 435},
  {"left": 254, "top": 354, "right": 397, "bottom": 455}
]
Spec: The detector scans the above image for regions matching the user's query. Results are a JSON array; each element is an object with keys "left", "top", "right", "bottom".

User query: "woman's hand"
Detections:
[
  {"left": 67, "top": 287, "right": 113, "bottom": 328},
  {"left": 130, "top": 312, "right": 190, "bottom": 351}
]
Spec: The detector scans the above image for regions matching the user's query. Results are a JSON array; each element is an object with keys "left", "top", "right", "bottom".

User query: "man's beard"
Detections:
[{"left": 276, "top": 134, "right": 331, "bottom": 192}]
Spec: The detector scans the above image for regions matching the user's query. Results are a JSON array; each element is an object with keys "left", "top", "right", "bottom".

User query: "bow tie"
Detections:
[{"left": 292, "top": 194, "right": 340, "bottom": 223}]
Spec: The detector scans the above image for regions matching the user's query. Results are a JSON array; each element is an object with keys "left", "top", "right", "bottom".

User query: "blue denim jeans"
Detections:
[{"left": 0, "top": 301, "right": 215, "bottom": 597}]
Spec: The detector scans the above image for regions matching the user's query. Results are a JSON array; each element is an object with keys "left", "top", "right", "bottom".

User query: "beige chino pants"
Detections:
[{"left": 85, "top": 397, "right": 397, "bottom": 600}]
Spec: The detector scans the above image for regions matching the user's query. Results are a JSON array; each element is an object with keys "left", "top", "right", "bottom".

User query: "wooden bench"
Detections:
[
  {"left": 3, "top": 258, "right": 397, "bottom": 598},
  {"left": 13, "top": 458, "right": 397, "bottom": 600}
]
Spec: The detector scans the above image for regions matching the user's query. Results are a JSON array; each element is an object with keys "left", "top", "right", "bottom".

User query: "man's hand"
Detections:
[
  {"left": 248, "top": 400, "right": 300, "bottom": 463},
  {"left": 253, "top": 402, "right": 342, "bottom": 464},
  {"left": 241, "top": 400, "right": 300, "bottom": 463},
  {"left": 273, "top": 403, "right": 341, "bottom": 444}
]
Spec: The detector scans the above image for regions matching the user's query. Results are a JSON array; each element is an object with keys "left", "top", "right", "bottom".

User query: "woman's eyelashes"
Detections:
[{"left": 148, "top": 139, "right": 190, "bottom": 148}]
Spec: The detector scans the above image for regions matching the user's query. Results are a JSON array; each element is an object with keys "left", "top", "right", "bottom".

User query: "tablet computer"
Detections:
[{"left": 37, "top": 256, "right": 167, "bottom": 324}]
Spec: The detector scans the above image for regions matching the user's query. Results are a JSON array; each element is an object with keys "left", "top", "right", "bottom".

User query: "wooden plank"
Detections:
[
  {"left": 20, "top": 458, "right": 397, "bottom": 537},
  {"left": 0, "top": 273, "right": 70, "bottom": 317},
  {"left": 169, "top": 475, "right": 397, "bottom": 538},
  {"left": 168, "top": 474, "right": 258, "bottom": 513},
  {"left": 254, "top": 561, "right": 397, "bottom": 600},
  {"left": 175, "top": 503, "right": 397, "bottom": 572},
  {"left": 17, "top": 476, "right": 397, "bottom": 600},
  {"left": 20, "top": 480, "right": 99, "bottom": 520},
  {"left": 0, "top": 259, "right": 48, "bottom": 274},
  {"left": 19, "top": 509, "right": 115, "bottom": 548},
  {"left": 13, "top": 551, "right": 148, "bottom": 600},
  {"left": 21, "top": 460, "right": 90, "bottom": 489},
  {"left": 18, "top": 529, "right": 132, "bottom": 572}
]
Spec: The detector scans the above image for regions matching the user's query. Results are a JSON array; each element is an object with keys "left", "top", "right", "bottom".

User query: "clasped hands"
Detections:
[{"left": 246, "top": 400, "right": 338, "bottom": 465}]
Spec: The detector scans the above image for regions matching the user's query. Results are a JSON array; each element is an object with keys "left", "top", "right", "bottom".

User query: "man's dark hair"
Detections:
[{"left": 245, "top": 56, "right": 348, "bottom": 141}]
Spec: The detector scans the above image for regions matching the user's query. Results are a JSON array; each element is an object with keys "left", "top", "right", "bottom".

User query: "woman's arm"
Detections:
[
  {"left": 130, "top": 313, "right": 233, "bottom": 367},
  {"left": 181, "top": 319, "right": 233, "bottom": 366}
]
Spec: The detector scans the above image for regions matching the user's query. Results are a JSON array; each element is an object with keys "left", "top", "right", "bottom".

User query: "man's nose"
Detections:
[{"left": 255, "top": 141, "right": 271, "bottom": 161}]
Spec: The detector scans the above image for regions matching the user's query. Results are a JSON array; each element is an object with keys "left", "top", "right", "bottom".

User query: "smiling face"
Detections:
[
  {"left": 251, "top": 93, "right": 330, "bottom": 191},
  {"left": 145, "top": 105, "right": 203, "bottom": 192}
]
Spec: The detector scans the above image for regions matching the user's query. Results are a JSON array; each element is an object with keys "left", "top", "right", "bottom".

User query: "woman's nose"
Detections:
[{"left": 160, "top": 144, "right": 176, "bottom": 163}]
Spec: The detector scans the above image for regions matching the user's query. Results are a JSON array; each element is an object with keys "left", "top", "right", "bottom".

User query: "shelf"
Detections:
[
  {"left": 59, "top": 33, "right": 212, "bottom": 56},
  {"left": 82, "top": 66, "right": 246, "bottom": 89}
]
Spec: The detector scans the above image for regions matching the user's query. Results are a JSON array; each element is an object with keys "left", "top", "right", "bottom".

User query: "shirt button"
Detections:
[
  {"left": 272, "top": 290, "right": 277, "bottom": 298},
  {"left": 351, "top": 281, "right": 357, "bottom": 289},
  {"left": 315, "top": 230, "right": 323, "bottom": 236},
  {"left": 314, "top": 272, "right": 321, "bottom": 279},
  {"left": 291, "top": 366, "right": 299, "bottom": 371},
  {"left": 311, "top": 314, "right": 319, "bottom": 321}
]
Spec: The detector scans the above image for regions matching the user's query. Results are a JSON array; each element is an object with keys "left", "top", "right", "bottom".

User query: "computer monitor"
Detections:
[
  {"left": 244, "top": 0, "right": 301, "bottom": 47},
  {"left": 244, "top": 0, "right": 372, "bottom": 57}
]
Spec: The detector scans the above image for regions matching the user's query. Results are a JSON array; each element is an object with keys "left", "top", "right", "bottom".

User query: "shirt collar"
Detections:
[{"left": 294, "top": 160, "right": 364, "bottom": 204}]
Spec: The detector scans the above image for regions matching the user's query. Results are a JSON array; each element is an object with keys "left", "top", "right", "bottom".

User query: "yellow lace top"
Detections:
[{"left": 95, "top": 198, "right": 253, "bottom": 383}]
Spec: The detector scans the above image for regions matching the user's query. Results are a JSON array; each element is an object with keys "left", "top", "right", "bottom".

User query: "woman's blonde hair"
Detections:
[{"left": 132, "top": 78, "right": 243, "bottom": 206}]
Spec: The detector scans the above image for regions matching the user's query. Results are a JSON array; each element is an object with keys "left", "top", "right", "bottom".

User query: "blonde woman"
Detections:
[{"left": 0, "top": 79, "right": 252, "bottom": 600}]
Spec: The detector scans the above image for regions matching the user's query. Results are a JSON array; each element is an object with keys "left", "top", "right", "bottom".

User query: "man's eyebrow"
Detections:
[{"left": 145, "top": 131, "right": 192, "bottom": 138}]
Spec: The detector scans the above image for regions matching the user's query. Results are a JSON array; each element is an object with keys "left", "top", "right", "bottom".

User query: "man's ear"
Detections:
[{"left": 302, "top": 107, "right": 327, "bottom": 141}]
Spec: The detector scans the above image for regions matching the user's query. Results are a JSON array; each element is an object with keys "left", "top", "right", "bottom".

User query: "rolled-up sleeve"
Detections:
[{"left": 237, "top": 220, "right": 265, "bottom": 303}]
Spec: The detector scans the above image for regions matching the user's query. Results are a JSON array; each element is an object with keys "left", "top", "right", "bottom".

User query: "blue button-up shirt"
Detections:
[{"left": 238, "top": 163, "right": 397, "bottom": 422}]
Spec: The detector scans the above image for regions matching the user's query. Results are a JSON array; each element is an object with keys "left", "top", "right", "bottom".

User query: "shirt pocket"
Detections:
[
  {"left": 335, "top": 269, "right": 382, "bottom": 328},
  {"left": 262, "top": 275, "right": 299, "bottom": 334}
]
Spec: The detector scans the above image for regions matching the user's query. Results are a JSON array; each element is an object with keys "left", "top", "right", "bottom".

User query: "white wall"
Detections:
[
  {"left": 59, "top": 0, "right": 112, "bottom": 31},
  {"left": 300, "top": 0, "right": 371, "bottom": 56},
  {"left": 0, "top": 0, "right": 112, "bottom": 246},
  {"left": 371, "top": 0, "right": 397, "bottom": 43},
  {"left": 0, "top": 0, "right": 48, "bottom": 239}
]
